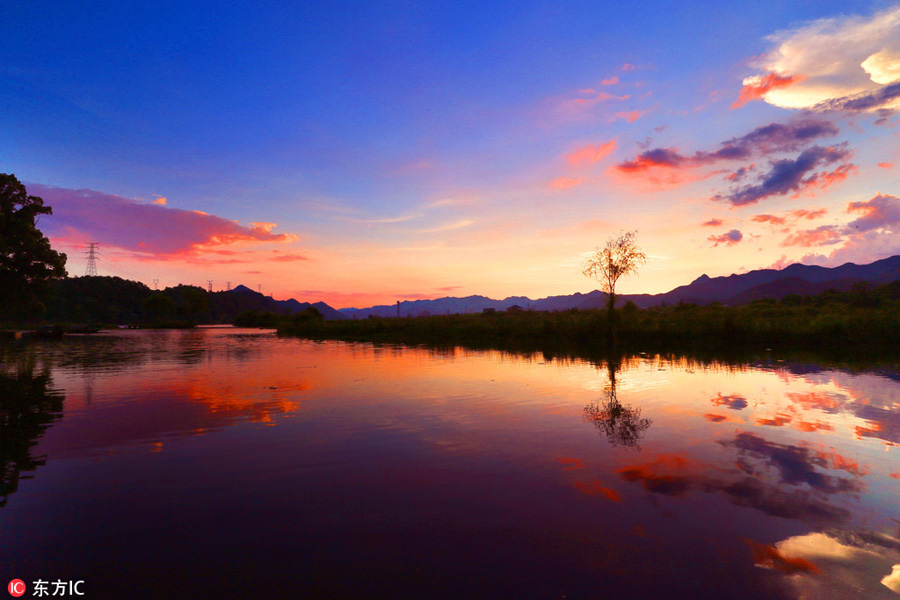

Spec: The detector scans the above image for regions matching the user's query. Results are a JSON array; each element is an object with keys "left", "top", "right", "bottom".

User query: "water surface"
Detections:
[{"left": 1, "top": 328, "right": 898, "bottom": 598}]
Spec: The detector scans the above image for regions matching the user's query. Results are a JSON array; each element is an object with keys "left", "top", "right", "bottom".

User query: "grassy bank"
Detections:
[{"left": 274, "top": 284, "right": 900, "bottom": 362}]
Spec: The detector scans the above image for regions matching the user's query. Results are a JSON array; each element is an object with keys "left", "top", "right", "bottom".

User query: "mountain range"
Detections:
[
  {"left": 335, "top": 254, "right": 900, "bottom": 318},
  {"left": 229, "top": 285, "right": 347, "bottom": 320}
]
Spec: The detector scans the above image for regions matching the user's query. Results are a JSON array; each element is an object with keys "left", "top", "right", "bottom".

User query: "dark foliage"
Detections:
[
  {"left": 0, "top": 357, "right": 64, "bottom": 507},
  {"left": 278, "top": 282, "right": 900, "bottom": 359},
  {"left": 0, "top": 174, "right": 67, "bottom": 322}
]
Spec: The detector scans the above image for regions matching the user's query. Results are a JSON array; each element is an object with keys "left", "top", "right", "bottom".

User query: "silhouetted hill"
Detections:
[
  {"left": 43, "top": 278, "right": 344, "bottom": 325},
  {"left": 651, "top": 255, "right": 900, "bottom": 306},
  {"left": 339, "top": 255, "right": 900, "bottom": 316}
]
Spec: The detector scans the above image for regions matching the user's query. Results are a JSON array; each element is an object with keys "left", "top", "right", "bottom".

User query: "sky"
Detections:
[{"left": 4, "top": 1, "right": 900, "bottom": 308}]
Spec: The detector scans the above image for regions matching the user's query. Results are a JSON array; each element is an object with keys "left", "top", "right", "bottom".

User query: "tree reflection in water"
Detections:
[
  {"left": 584, "top": 354, "right": 652, "bottom": 449},
  {"left": 0, "top": 357, "right": 64, "bottom": 507}
]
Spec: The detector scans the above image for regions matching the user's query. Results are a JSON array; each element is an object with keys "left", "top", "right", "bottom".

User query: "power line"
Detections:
[{"left": 84, "top": 242, "right": 100, "bottom": 277}]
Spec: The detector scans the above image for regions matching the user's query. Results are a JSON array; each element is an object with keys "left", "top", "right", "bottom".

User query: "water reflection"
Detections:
[
  {"left": 749, "top": 530, "right": 900, "bottom": 600},
  {"left": 2, "top": 331, "right": 900, "bottom": 598},
  {"left": 583, "top": 353, "right": 652, "bottom": 449},
  {"left": 0, "top": 357, "right": 64, "bottom": 507}
]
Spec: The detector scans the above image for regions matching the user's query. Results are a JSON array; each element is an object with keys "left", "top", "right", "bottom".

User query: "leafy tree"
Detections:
[
  {"left": 143, "top": 291, "right": 177, "bottom": 323},
  {"left": 0, "top": 174, "right": 67, "bottom": 321},
  {"left": 582, "top": 230, "right": 646, "bottom": 320}
]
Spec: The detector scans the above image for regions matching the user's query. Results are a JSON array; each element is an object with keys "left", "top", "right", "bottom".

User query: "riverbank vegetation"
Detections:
[{"left": 276, "top": 281, "right": 900, "bottom": 360}]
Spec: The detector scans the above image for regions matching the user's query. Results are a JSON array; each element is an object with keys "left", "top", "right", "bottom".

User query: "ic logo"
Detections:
[{"left": 7, "top": 580, "right": 26, "bottom": 598}]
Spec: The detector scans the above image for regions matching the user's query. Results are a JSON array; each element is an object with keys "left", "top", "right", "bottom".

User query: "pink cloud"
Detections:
[
  {"left": 32, "top": 184, "right": 295, "bottom": 256},
  {"left": 781, "top": 225, "right": 842, "bottom": 247},
  {"left": 566, "top": 140, "right": 617, "bottom": 166},
  {"left": 617, "top": 148, "right": 685, "bottom": 172},
  {"left": 799, "top": 194, "right": 900, "bottom": 266},
  {"left": 615, "top": 110, "right": 646, "bottom": 123},
  {"left": 708, "top": 229, "right": 743, "bottom": 247},
  {"left": 702, "top": 218, "right": 723, "bottom": 227},
  {"left": 802, "top": 230, "right": 900, "bottom": 267},
  {"left": 602, "top": 76, "right": 619, "bottom": 85},
  {"left": 768, "top": 254, "right": 796, "bottom": 270},
  {"left": 878, "top": 162, "right": 894, "bottom": 169},
  {"left": 549, "top": 176, "right": 585, "bottom": 190},
  {"left": 555, "top": 90, "right": 630, "bottom": 119},
  {"left": 732, "top": 72, "right": 806, "bottom": 109},
  {"left": 753, "top": 209, "right": 828, "bottom": 229},
  {"left": 846, "top": 193, "right": 900, "bottom": 232},
  {"left": 622, "top": 63, "right": 637, "bottom": 71}
]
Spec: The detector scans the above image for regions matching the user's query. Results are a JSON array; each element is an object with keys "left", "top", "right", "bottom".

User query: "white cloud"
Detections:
[
  {"left": 750, "top": 6, "right": 900, "bottom": 111},
  {"left": 770, "top": 531, "right": 900, "bottom": 600}
]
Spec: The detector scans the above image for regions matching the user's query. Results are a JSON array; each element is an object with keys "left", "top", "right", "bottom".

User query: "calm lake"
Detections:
[{"left": 2, "top": 327, "right": 899, "bottom": 599}]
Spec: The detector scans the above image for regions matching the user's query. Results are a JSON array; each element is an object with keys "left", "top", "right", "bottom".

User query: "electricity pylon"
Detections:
[{"left": 84, "top": 243, "right": 100, "bottom": 277}]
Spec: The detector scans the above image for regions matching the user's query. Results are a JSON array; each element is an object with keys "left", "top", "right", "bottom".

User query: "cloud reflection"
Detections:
[{"left": 758, "top": 530, "right": 900, "bottom": 600}]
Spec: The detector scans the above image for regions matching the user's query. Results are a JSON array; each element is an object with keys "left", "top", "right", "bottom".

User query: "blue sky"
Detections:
[{"left": 4, "top": 1, "right": 900, "bottom": 307}]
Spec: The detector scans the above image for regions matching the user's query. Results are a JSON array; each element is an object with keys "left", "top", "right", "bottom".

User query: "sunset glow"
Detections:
[{"left": 5, "top": 2, "right": 900, "bottom": 308}]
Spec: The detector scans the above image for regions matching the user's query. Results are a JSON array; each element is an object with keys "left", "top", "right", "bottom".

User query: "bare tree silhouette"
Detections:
[{"left": 584, "top": 354, "right": 652, "bottom": 449}]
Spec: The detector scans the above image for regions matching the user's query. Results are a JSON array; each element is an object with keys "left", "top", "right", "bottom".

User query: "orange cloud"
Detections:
[
  {"left": 752, "top": 214, "right": 787, "bottom": 225},
  {"left": 556, "top": 457, "right": 584, "bottom": 470},
  {"left": 745, "top": 539, "right": 820, "bottom": 574},
  {"left": 756, "top": 414, "right": 792, "bottom": 427},
  {"left": 795, "top": 421, "right": 834, "bottom": 433},
  {"left": 786, "top": 392, "right": 843, "bottom": 412},
  {"left": 732, "top": 72, "right": 806, "bottom": 109},
  {"left": 792, "top": 208, "right": 827, "bottom": 220},
  {"left": 573, "top": 480, "right": 621, "bottom": 502},
  {"left": 602, "top": 76, "right": 619, "bottom": 85},
  {"left": 801, "top": 162, "right": 858, "bottom": 194},
  {"left": 269, "top": 252, "right": 309, "bottom": 262},
  {"left": 566, "top": 140, "right": 617, "bottom": 166},
  {"left": 879, "top": 162, "right": 894, "bottom": 169},
  {"left": 812, "top": 447, "right": 869, "bottom": 477}
]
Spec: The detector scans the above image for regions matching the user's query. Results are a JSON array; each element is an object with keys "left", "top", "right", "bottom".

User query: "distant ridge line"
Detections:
[{"left": 335, "top": 254, "right": 900, "bottom": 318}]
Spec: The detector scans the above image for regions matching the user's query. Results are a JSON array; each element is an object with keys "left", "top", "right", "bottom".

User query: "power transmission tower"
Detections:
[
  {"left": 226, "top": 281, "right": 231, "bottom": 291},
  {"left": 207, "top": 280, "right": 213, "bottom": 293},
  {"left": 84, "top": 243, "right": 100, "bottom": 276},
  {"left": 152, "top": 279, "right": 159, "bottom": 290}
]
